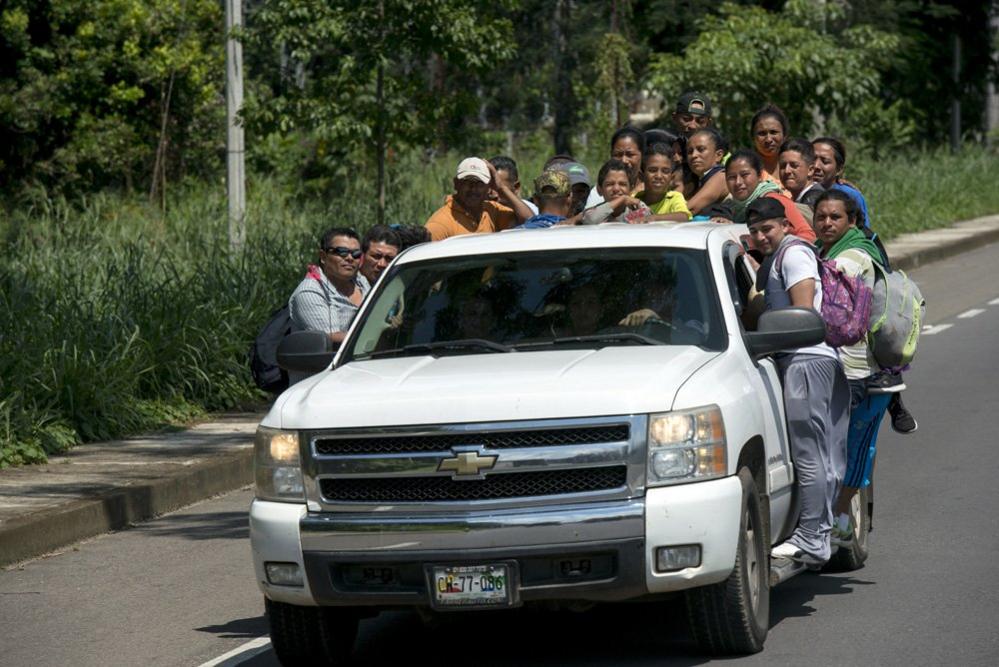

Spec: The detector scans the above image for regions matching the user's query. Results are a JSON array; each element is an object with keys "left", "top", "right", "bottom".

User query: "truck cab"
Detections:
[{"left": 250, "top": 223, "right": 827, "bottom": 662}]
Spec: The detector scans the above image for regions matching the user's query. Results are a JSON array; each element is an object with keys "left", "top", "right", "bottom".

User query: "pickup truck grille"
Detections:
[
  {"left": 314, "top": 424, "right": 630, "bottom": 456},
  {"left": 304, "top": 416, "right": 645, "bottom": 510},
  {"left": 319, "top": 466, "right": 627, "bottom": 503}
]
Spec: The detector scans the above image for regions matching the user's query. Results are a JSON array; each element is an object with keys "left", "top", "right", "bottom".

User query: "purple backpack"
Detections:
[{"left": 774, "top": 240, "right": 873, "bottom": 348}]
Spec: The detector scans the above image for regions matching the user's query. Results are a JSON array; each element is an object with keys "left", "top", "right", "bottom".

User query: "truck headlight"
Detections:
[
  {"left": 255, "top": 427, "right": 305, "bottom": 502},
  {"left": 647, "top": 406, "right": 726, "bottom": 486}
]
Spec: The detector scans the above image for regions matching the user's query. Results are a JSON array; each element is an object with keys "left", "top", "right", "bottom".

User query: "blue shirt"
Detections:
[
  {"left": 833, "top": 183, "right": 871, "bottom": 229},
  {"left": 518, "top": 213, "right": 566, "bottom": 229}
]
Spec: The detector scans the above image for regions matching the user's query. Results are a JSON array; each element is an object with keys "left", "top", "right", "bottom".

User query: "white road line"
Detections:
[
  {"left": 989, "top": 297, "right": 999, "bottom": 306},
  {"left": 198, "top": 636, "right": 271, "bottom": 667},
  {"left": 922, "top": 324, "right": 954, "bottom": 336},
  {"left": 957, "top": 308, "right": 986, "bottom": 319}
]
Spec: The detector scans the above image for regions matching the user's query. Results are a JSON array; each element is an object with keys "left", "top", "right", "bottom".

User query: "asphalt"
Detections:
[{"left": 1, "top": 212, "right": 997, "bottom": 569}]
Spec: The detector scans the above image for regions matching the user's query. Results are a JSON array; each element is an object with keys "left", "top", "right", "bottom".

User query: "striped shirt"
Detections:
[{"left": 288, "top": 265, "right": 371, "bottom": 336}]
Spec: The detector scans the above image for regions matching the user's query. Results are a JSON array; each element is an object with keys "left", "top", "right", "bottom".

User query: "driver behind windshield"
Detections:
[
  {"left": 458, "top": 295, "right": 499, "bottom": 340},
  {"left": 616, "top": 269, "right": 706, "bottom": 341},
  {"left": 560, "top": 283, "right": 604, "bottom": 337},
  {"left": 619, "top": 275, "right": 676, "bottom": 328}
]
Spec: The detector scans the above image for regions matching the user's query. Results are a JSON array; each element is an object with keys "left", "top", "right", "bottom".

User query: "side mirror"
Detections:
[
  {"left": 277, "top": 331, "right": 338, "bottom": 374},
  {"left": 744, "top": 308, "right": 826, "bottom": 359}
]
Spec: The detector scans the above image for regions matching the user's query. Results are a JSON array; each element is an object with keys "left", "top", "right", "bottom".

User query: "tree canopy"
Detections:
[
  {"left": 0, "top": 0, "right": 224, "bottom": 196},
  {"left": 0, "top": 0, "right": 995, "bottom": 199}
]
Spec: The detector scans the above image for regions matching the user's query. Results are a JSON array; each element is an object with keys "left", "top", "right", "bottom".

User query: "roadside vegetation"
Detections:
[{"left": 3, "top": 145, "right": 999, "bottom": 466}]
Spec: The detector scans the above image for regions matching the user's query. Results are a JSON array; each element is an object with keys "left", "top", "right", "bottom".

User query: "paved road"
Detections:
[{"left": 2, "top": 242, "right": 998, "bottom": 667}]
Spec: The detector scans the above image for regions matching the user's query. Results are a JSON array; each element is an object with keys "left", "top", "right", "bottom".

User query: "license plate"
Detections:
[{"left": 430, "top": 563, "right": 512, "bottom": 608}]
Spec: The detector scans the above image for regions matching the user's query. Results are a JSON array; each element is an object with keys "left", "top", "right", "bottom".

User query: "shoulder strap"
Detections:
[{"left": 773, "top": 238, "right": 810, "bottom": 275}]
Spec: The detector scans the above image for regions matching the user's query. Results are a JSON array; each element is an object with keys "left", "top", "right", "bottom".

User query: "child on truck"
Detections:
[
  {"left": 638, "top": 143, "right": 691, "bottom": 222},
  {"left": 580, "top": 159, "right": 649, "bottom": 225}
]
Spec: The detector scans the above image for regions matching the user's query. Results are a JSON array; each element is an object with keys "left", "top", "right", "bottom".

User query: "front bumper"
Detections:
[{"left": 250, "top": 475, "right": 743, "bottom": 607}]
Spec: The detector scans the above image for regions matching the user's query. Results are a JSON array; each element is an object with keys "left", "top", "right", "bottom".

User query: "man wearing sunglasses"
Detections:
[{"left": 288, "top": 227, "right": 371, "bottom": 356}]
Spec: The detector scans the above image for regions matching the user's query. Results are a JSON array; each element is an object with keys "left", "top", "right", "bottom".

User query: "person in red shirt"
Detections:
[{"left": 725, "top": 150, "right": 815, "bottom": 243}]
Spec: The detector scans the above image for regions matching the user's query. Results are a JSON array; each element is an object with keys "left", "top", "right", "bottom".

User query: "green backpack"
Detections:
[{"left": 867, "top": 263, "right": 925, "bottom": 368}]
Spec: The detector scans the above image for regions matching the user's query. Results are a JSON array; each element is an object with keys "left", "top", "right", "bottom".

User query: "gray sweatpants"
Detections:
[{"left": 778, "top": 353, "right": 849, "bottom": 562}]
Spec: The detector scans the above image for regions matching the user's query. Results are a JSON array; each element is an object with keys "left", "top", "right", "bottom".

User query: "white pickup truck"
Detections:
[{"left": 250, "top": 223, "right": 870, "bottom": 663}]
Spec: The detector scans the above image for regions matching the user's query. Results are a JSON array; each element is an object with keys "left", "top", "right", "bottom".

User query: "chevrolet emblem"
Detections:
[{"left": 438, "top": 451, "right": 497, "bottom": 476}]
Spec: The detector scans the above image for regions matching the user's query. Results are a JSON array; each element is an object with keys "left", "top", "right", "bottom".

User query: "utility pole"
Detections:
[
  {"left": 226, "top": 0, "right": 246, "bottom": 250},
  {"left": 986, "top": 0, "right": 999, "bottom": 147},
  {"left": 950, "top": 33, "right": 962, "bottom": 153},
  {"left": 553, "top": 0, "right": 573, "bottom": 155},
  {"left": 375, "top": 0, "right": 386, "bottom": 226}
]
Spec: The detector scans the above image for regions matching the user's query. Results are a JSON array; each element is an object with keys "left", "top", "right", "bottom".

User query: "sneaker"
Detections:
[
  {"left": 866, "top": 372, "right": 906, "bottom": 394},
  {"left": 889, "top": 394, "right": 918, "bottom": 434},
  {"left": 771, "top": 541, "right": 825, "bottom": 566}
]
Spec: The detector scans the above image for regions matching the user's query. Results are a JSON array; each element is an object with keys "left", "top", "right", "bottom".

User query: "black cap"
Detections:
[
  {"left": 675, "top": 92, "right": 712, "bottom": 117},
  {"left": 700, "top": 201, "right": 734, "bottom": 221},
  {"left": 746, "top": 197, "right": 787, "bottom": 225}
]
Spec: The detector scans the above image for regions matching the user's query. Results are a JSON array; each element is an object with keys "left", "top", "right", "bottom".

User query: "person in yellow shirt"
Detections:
[
  {"left": 424, "top": 157, "right": 534, "bottom": 241},
  {"left": 639, "top": 143, "right": 691, "bottom": 222}
]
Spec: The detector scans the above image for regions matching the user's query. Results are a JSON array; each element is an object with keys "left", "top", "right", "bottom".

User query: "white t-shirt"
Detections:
[
  {"left": 765, "top": 242, "right": 838, "bottom": 360},
  {"left": 584, "top": 185, "right": 604, "bottom": 209}
]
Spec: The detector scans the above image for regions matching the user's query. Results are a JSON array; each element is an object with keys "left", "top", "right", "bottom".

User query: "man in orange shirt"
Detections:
[{"left": 425, "top": 157, "right": 533, "bottom": 241}]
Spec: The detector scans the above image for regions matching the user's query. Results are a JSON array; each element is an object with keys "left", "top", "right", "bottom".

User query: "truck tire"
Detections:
[
  {"left": 266, "top": 598, "right": 358, "bottom": 665},
  {"left": 685, "top": 468, "right": 769, "bottom": 655},
  {"left": 828, "top": 482, "right": 871, "bottom": 572}
]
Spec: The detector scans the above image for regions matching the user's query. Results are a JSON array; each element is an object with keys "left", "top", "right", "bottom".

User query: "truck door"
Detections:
[{"left": 722, "top": 243, "right": 794, "bottom": 529}]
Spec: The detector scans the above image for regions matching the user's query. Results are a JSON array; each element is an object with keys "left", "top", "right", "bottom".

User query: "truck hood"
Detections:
[{"left": 274, "top": 347, "right": 720, "bottom": 429}]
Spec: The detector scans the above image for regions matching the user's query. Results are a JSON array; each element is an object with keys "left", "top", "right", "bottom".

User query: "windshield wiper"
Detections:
[
  {"left": 515, "top": 333, "right": 660, "bottom": 349},
  {"left": 366, "top": 338, "right": 514, "bottom": 359}
]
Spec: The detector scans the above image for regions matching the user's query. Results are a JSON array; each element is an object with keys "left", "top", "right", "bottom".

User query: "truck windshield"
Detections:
[{"left": 345, "top": 247, "right": 725, "bottom": 361}]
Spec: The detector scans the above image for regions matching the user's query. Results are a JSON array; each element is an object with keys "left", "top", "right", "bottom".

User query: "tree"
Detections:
[
  {"left": 244, "top": 0, "right": 516, "bottom": 222},
  {"left": 645, "top": 1, "right": 898, "bottom": 146},
  {"left": 0, "top": 0, "right": 224, "bottom": 198}
]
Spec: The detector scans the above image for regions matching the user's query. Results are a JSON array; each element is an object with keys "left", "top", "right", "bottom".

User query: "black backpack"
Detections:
[{"left": 249, "top": 305, "right": 292, "bottom": 394}]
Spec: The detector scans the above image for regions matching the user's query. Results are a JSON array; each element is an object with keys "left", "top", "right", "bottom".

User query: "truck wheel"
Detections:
[
  {"left": 828, "top": 483, "right": 871, "bottom": 571},
  {"left": 685, "top": 468, "right": 769, "bottom": 655},
  {"left": 266, "top": 598, "right": 358, "bottom": 665}
]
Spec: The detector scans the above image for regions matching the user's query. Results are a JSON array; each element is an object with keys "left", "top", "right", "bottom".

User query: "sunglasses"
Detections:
[{"left": 324, "top": 246, "right": 362, "bottom": 260}]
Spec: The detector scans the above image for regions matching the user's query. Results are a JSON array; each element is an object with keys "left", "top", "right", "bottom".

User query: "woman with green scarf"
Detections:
[
  {"left": 725, "top": 150, "right": 815, "bottom": 242},
  {"left": 814, "top": 189, "right": 892, "bottom": 548}
]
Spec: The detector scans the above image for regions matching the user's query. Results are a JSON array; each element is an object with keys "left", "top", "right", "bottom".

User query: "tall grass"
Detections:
[
  {"left": 851, "top": 145, "right": 999, "bottom": 239},
  {"left": 0, "top": 180, "right": 320, "bottom": 466},
  {"left": 1, "top": 146, "right": 997, "bottom": 465}
]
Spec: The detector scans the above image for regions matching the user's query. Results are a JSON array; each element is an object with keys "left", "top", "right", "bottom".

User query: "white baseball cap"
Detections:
[{"left": 455, "top": 157, "right": 491, "bottom": 184}]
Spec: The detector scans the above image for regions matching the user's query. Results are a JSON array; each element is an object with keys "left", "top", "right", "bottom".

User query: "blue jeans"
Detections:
[{"left": 844, "top": 380, "right": 892, "bottom": 489}]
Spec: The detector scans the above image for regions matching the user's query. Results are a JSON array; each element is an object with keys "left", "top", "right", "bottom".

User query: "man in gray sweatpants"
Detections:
[
  {"left": 747, "top": 198, "right": 849, "bottom": 564},
  {"left": 778, "top": 355, "right": 849, "bottom": 562}
]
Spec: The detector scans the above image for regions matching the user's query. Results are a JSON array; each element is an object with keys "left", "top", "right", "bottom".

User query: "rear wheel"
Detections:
[
  {"left": 829, "top": 482, "right": 871, "bottom": 571},
  {"left": 266, "top": 598, "right": 358, "bottom": 665},
  {"left": 685, "top": 468, "right": 769, "bottom": 655}
]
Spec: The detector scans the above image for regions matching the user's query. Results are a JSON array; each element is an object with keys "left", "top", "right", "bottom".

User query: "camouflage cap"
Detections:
[{"left": 534, "top": 170, "right": 571, "bottom": 197}]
